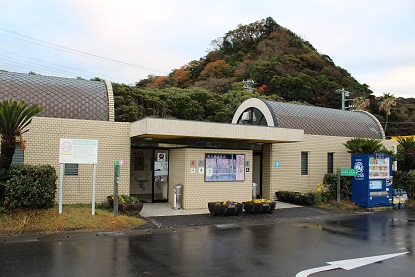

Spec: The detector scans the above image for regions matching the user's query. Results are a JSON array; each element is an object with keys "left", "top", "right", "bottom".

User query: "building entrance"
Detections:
[
  {"left": 130, "top": 149, "right": 169, "bottom": 203},
  {"left": 253, "top": 152, "right": 262, "bottom": 198}
]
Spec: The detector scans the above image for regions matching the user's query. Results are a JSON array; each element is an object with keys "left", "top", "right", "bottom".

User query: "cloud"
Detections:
[
  {"left": 367, "top": 64, "right": 415, "bottom": 98},
  {"left": 1, "top": 0, "right": 414, "bottom": 97}
]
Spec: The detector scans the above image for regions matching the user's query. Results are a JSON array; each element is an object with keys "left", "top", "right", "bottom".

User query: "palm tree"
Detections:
[
  {"left": 343, "top": 138, "right": 383, "bottom": 154},
  {"left": 0, "top": 99, "right": 43, "bottom": 170},
  {"left": 353, "top": 96, "right": 370, "bottom": 111},
  {"left": 378, "top": 93, "right": 396, "bottom": 134},
  {"left": 397, "top": 136, "right": 415, "bottom": 172}
]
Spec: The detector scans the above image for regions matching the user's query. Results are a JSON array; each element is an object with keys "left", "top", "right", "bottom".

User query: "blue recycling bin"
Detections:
[
  {"left": 400, "top": 189, "right": 407, "bottom": 209},
  {"left": 392, "top": 189, "right": 401, "bottom": 209},
  {"left": 392, "top": 188, "right": 407, "bottom": 209}
]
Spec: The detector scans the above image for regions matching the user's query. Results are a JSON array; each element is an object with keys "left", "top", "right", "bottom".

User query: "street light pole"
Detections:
[{"left": 336, "top": 88, "right": 351, "bottom": 111}]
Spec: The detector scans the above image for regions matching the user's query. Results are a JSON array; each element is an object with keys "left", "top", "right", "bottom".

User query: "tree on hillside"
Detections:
[
  {"left": 378, "top": 93, "right": 396, "bottom": 134},
  {"left": 200, "top": 60, "right": 230, "bottom": 78},
  {"left": 222, "top": 17, "right": 279, "bottom": 56},
  {"left": 0, "top": 100, "right": 43, "bottom": 170}
]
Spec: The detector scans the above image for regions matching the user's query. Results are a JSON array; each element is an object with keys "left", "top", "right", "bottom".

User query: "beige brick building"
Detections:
[{"left": 1, "top": 72, "right": 397, "bottom": 210}]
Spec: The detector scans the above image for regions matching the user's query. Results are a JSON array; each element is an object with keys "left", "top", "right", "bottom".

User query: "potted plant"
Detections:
[
  {"left": 276, "top": 191, "right": 286, "bottom": 202},
  {"left": 208, "top": 200, "right": 243, "bottom": 216},
  {"left": 107, "top": 194, "right": 143, "bottom": 215},
  {"left": 299, "top": 192, "right": 315, "bottom": 205},
  {"left": 243, "top": 198, "right": 276, "bottom": 213}
]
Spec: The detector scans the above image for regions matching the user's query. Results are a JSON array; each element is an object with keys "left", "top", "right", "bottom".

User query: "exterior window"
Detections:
[
  {"left": 11, "top": 144, "right": 24, "bottom": 165},
  {"left": 64, "top": 164, "right": 79, "bottom": 176},
  {"left": 238, "top": 108, "right": 268, "bottom": 126},
  {"left": 301, "top": 152, "right": 308, "bottom": 175},
  {"left": 327, "top": 153, "right": 334, "bottom": 174}
]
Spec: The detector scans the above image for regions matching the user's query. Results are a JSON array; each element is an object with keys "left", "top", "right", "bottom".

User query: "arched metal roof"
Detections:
[
  {"left": 232, "top": 98, "right": 385, "bottom": 139},
  {"left": 0, "top": 72, "right": 114, "bottom": 121}
]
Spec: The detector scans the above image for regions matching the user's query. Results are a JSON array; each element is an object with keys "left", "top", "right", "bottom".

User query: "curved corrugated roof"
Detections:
[
  {"left": 0, "top": 72, "right": 114, "bottom": 121},
  {"left": 232, "top": 98, "right": 385, "bottom": 139}
]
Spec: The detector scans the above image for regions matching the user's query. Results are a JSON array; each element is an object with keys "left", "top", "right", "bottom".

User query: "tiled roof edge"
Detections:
[
  {"left": 352, "top": 110, "right": 385, "bottom": 139},
  {"left": 260, "top": 99, "right": 279, "bottom": 127},
  {"left": 103, "top": 80, "right": 115, "bottom": 122}
]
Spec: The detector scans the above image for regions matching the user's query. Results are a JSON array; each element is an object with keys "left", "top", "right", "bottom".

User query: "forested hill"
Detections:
[
  {"left": 113, "top": 17, "right": 415, "bottom": 136},
  {"left": 135, "top": 17, "right": 369, "bottom": 107}
]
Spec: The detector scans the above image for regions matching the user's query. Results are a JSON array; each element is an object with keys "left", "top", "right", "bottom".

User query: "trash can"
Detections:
[
  {"left": 400, "top": 189, "right": 407, "bottom": 209},
  {"left": 392, "top": 189, "right": 400, "bottom": 209},
  {"left": 252, "top": 183, "right": 257, "bottom": 199},
  {"left": 174, "top": 184, "right": 182, "bottom": 210}
]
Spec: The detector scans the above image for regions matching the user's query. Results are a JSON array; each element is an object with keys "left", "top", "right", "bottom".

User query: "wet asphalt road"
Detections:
[{"left": 1, "top": 206, "right": 414, "bottom": 277}]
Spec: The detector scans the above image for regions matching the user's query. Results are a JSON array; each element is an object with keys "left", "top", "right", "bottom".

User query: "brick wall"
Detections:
[
  {"left": 23, "top": 117, "right": 130, "bottom": 204},
  {"left": 7, "top": 117, "right": 397, "bottom": 208},
  {"left": 169, "top": 148, "right": 253, "bottom": 209},
  {"left": 267, "top": 134, "right": 396, "bottom": 197}
]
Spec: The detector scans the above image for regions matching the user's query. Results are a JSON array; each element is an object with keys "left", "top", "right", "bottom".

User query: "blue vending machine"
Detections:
[{"left": 351, "top": 154, "right": 393, "bottom": 208}]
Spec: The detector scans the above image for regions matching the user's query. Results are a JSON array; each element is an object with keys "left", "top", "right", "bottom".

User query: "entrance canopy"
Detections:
[{"left": 130, "top": 117, "right": 303, "bottom": 147}]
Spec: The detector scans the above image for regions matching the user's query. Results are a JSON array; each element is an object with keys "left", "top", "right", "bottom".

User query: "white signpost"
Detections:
[{"left": 59, "top": 138, "right": 98, "bottom": 215}]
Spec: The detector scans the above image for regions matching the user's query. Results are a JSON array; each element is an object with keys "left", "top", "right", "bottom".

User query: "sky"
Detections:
[{"left": 1, "top": 0, "right": 414, "bottom": 98}]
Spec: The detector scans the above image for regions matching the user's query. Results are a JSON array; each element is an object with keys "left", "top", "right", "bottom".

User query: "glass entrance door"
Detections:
[
  {"left": 153, "top": 150, "right": 169, "bottom": 202},
  {"left": 253, "top": 153, "right": 262, "bottom": 198}
]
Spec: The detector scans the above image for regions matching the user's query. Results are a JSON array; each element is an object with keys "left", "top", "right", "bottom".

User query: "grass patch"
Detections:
[
  {"left": 318, "top": 199, "right": 369, "bottom": 211},
  {"left": 405, "top": 198, "right": 415, "bottom": 207},
  {"left": 0, "top": 204, "right": 145, "bottom": 236},
  {"left": 319, "top": 198, "right": 415, "bottom": 210}
]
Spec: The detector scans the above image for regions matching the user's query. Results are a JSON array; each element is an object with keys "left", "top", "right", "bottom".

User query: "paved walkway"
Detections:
[
  {"left": 139, "top": 201, "right": 301, "bottom": 217},
  {"left": 134, "top": 202, "right": 348, "bottom": 231}
]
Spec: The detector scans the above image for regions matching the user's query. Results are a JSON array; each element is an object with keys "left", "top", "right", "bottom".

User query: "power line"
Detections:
[
  {"left": 379, "top": 122, "right": 415, "bottom": 124},
  {"left": 0, "top": 28, "right": 168, "bottom": 74},
  {"left": 0, "top": 28, "right": 170, "bottom": 82},
  {"left": 0, "top": 49, "right": 135, "bottom": 83}
]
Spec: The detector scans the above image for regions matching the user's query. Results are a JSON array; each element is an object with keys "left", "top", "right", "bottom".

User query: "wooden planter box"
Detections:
[
  {"left": 243, "top": 202, "right": 276, "bottom": 214},
  {"left": 108, "top": 197, "right": 143, "bottom": 215},
  {"left": 275, "top": 191, "right": 315, "bottom": 205},
  {"left": 275, "top": 191, "right": 289, "bottom": 202},
  {"left": 208, "top": 202, "right": 243, "bottom": 216},
  {"left": 300, "top": 194, "right": 315, "bottom": 205},
  {"left": 118, "top": 203, "right": 143, "bottom": 215}
]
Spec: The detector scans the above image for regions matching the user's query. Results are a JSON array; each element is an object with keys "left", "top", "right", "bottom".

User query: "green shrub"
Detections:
[
  {"left": 393, "top": 170, "right": 415, "bottom": 198},
  {"left": 313, "top": 191, "right": 322, "bottom": 205},
  {"left": 4, "top": 164, "right": 57, "bottom": 210},
  {"left": 322, "top": 173, "right": 352, "bottom": 202},
  {"left": 0, "top": 167, "right": 9, "bottom": 206}
]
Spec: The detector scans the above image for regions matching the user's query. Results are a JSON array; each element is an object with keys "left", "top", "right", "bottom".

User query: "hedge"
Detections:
[
  {"left": 4, "top": 164, "right": 57, "bottom": 210},
  {"left": 393, "top": 170, "right": 415, "bottom": 198}
]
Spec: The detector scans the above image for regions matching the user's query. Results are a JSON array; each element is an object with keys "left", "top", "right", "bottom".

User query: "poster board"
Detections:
[{"left": 205, "top": 154, "right": 245, "bottom": 182}]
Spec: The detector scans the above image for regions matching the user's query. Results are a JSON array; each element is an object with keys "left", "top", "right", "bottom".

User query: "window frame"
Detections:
[
  {"left": 327, "top": 152, "right": 334, "bottom": 174},
  {"left": 301, "top": 151, "right": 309, "bottom": 175},
  {"left": 64, "top": 163, "right": 79, "bottom": 176}
]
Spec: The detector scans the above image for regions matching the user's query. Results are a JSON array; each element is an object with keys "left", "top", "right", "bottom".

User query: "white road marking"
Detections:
[{"left": 296, "top": 251, "right": 409, "bottom": 277}]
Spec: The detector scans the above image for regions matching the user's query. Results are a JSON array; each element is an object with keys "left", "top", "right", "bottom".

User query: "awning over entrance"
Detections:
[{"left": 130, "top": 117, "right": 304, "bottom": 146}]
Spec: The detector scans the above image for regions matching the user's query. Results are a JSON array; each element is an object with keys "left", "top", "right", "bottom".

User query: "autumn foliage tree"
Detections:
[{"left": 200, "top": 60, "right": 230, "bottom": 78}]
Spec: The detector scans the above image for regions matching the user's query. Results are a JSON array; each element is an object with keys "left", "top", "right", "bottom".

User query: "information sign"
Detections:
[
  {"left": 340, "top": 168, "right": 358, "bottom": 177},
  {"left": 59, "top": 139, "right": 98, "bottom": 164}
]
